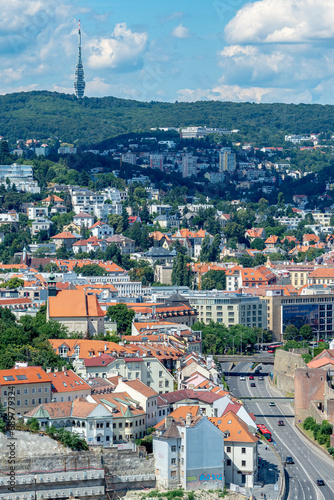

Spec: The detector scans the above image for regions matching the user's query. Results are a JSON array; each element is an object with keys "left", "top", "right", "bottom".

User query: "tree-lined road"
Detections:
[{"left": 225, "top": 361, "right": 334, "bottom": 500}]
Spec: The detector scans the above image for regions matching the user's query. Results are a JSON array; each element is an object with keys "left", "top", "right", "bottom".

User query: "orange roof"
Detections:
[
  {"left": 49, "top": 339, "right": 135, "bottom": 358},
  {"left": 155, "top": 405, "right": 200, "bottom": 428},
  {"left": 0, "top": 366, "right": 50, "bottom": 386},
  {"left": 209, "top": 411, "right": 258, "bottom": 443},
  {"left": 172, "top": 229, "right": 209, "bottom": 239},
  {"left": 265, "top": 235, "right": 279, "bottom": 244},
  {"left": 303, "top": 234, "right": 320, "bottom": 242},
  {"left": 48, "top": 290, "right": 105, "bottom": 318},
  {"left": 307, "top": 358, "right": 334, "bottom": 369},
  {"left": 119, "top": 379, "right": 158, "bottom": 398},
  {"left": 309, "top": 268, "right": 334, "bottom": 278},
  {"left": 42, "top": 195, "right": 64, "bottom": 202},
  {"left": 246, "top": 228, "right": 265, "bottom": 238},
  {"left": 51, "top": 231, "right": 78, "bottom": 239},
  {"left": 47, "top": 369, "right": 90, "bottom": 393}
]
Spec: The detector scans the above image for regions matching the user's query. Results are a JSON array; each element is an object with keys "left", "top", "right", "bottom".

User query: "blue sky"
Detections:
[{"left": 2, "top": 0, "right": 334, "bottom": 104}]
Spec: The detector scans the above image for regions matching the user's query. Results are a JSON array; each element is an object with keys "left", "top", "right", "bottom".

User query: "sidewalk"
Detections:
[{"left": 250, "top": 439, "right": 281, "bottom": 500}]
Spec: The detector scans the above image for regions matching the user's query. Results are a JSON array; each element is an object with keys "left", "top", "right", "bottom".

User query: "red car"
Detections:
[{"left": 249, "top": 375, "right": 254, "bottom": 380}]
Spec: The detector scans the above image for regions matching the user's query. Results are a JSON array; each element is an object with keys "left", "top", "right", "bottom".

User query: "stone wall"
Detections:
[
  {"left": 273, "top": 349, "right": 307, "bottom": 393},
  {"left": 294, "top": 368, "right": 327, "bottom": 423}
]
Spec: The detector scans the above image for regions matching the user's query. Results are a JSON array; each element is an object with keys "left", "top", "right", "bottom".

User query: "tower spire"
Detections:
[{"left": 74, "top": 20, "right": 85, "bottom": 98}]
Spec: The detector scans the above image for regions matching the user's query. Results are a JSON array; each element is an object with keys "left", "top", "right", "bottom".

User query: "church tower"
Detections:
[{"left": 74, "top": 20, "right": 85, "bottom": 98}]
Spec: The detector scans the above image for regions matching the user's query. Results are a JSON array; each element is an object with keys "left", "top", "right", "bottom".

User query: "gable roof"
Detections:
[
  {"left": 48, "top": 290, "right": 105, "bottom": 318},
  {"left": 209, "top": 411, "right": 257, "bottom": 443},
  {"left": 119, "top": 379, "right": 158, "bottom": 398},
  {"left": 47, "top": 369, "right": 90, "bottom": 393},
  {"left": 0, "top": 366, "right": 50, "bottom": 386}
]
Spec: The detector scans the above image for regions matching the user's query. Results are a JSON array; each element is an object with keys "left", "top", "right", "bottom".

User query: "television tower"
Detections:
[{"left": 74, "top": 20, "right": 85, "bottom": 98}]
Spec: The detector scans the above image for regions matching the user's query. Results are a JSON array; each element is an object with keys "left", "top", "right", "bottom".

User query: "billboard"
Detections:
[{"left": 282, "top": 304, "right": 319, "bottom": 332}]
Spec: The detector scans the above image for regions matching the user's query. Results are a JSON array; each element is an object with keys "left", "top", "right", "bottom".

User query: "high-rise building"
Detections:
[
  {"left": 74, "top": 21, "right": 85, "bottom": 99},
  {"left": 182, "top": 154, "right": 197, "bottom": 178},
  {"left": 150, "top": 154, "right": 164, "bottom": 171},
  {"left": 219, "top": 148, "right": 236, "bottom": 173}
]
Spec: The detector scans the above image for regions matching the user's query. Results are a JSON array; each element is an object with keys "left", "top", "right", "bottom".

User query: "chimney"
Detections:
[
  {"left": 165, "top": 415, "right": 173, "bottom": 428},
  {"left": 54, "top": 367, "right": 58, "bottom": 372},
  {"left": 186, "top": 413, "right": 192, "bottom": 427},
  {"left": 62, "top": 366, "right": 66, "bottom": 371},
  {"left": 46, "top": 367, "right": 52, "bottom": 373}
]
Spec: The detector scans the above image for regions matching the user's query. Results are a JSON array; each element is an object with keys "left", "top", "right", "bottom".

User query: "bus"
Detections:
[
  {"left": 257, "top": 424, "right": 272, "bottom": 441},
  {"left": 267, "top": 342, "right": 283, "bottom": 354}
]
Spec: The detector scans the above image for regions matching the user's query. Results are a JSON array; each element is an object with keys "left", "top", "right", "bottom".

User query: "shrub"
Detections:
[
  {"left": 313, "top": 424, "right": 321, "bottom": 440},
  {"left": 303, "top": 416, "right": 316, "bottom": 431},
  {"left": 187, "top": 493, "right": 195, "bottom": 500}
]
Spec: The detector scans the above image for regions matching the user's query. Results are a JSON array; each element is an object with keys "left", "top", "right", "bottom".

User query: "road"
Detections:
[{"left": 224, "top": 361, "right": 334, "bottom": 500}]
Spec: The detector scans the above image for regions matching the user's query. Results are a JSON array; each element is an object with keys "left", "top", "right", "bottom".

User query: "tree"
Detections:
[
  {"left": 171, "top": 253, "right": 192, "bottom": 286},
  {"left": 299, "top": 324, "right": 314, "bottom": 341},
  {"left": 201, "top": 270, "right": 226, "bottom": 290},
  {"left": 284, "top": 324, "right": 300, "bottom": 341},
  {"left": 0, "top": 277, "right": 24, "bottom": 289},
  {"left": 73, "top": 264, "right": 108, "bottom": 276},
  {"left": 252, "top": 238, "right": 266, "bottom": 251},
  {"left": 107, "top": 303, "right": 135, "bottom": 334}
]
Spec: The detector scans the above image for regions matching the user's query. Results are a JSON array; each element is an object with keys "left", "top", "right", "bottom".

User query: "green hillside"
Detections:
[{"left": 1, "top": 90, "right": 334, "bottom": 145}]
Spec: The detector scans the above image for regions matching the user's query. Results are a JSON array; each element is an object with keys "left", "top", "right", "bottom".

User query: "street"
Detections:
[{"left": 224, "top": 361, "right": 334, "bottom": 500}]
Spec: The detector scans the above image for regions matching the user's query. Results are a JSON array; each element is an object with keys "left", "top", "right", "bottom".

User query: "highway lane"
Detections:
[{"left": 224, "top": 361, "right": 334, "bottom": 500}]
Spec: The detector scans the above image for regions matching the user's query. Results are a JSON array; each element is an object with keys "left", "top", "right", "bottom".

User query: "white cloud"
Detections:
[
  {"left": 177, "top": 84, "right": 313, "bottom": 104},
  {"left": 88, "top": 23, "right": 148, "bottom": 70},
  {"left": 171, "top": 23, "right": 190, "bottom": 39},
  {"left": 225, "top": 0, "right": 334, "bottom": 44}
]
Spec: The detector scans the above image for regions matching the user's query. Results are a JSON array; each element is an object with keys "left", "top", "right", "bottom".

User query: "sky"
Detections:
[{"left": 2, "top": 0, "right": 334, "bottom": 104}]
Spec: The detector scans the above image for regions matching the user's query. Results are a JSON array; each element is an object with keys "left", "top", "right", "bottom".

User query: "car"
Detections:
[
  {"left": 269, "top": 402, "right": 276, "bottom": 407},
  {"left": 249, "top": 375, "right": 254, "bottom": 380},
  {"left": 258, "top": 376, "right": 264, "bottom": 380},
  {"left": 240, "top": 376, "right": 246, "bottom": 380},
  {"left": 278, "top": 420, "right": 285, "bottom": 426},
  {"left": 286, "top": 456, "right": 294, "bottom": 464},
  {"left": 317, "top": 479, "right": 325, "bottom": 486},
  {"left": 250, "top": 382, "right": 256, "bottom": 387}
]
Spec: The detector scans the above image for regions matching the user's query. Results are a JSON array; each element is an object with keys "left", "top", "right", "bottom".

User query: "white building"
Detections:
[
  {"left": 114, "top": 378, "right": 159, "bottom": 427},
  {"left": 0, "top": 163, "right": 40, "bottom": 193},
  {"left": 90, "top": 221, "right": 114, "bottom": 239}
]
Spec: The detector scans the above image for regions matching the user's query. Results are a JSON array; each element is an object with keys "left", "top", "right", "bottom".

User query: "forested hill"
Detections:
[{"left": 2, "top": 90, "right": 334, "bottom": 145}]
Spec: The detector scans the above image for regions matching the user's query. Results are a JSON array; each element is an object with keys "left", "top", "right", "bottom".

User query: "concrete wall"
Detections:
[{"left": 273, "top": 349, "right": 307, "bottom": 394}]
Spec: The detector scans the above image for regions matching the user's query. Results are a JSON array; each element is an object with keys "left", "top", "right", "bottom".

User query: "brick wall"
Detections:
[{"left": 294, "top": 368, "right": 327, "bottom": 422}]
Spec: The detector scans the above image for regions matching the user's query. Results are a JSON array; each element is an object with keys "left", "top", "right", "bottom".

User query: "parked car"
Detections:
[
  {"left": 286, "top": 456, "right": 294, "bottom": 464},
  {"left": 278, "top": 420, "right": 285, "bottom": 426},
  {"left": 240, "top": 376, "right": 246, "bottom": 380}
]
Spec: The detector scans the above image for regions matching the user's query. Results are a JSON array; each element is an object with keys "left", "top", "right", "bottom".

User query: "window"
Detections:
[
  {"left": 106, "top": 422, "right": 110, "bottom": 428},
  {"left": 38, "top": 388, "right": 42, "bottom": 393},
  {"left": 159, "top": 371, "right": 163, "bottom": 377},
  {"left": 171, "top": 458, "right": 176, "bottom": 465},
  {"left": 171, "top": 471, "right": 177, "bottom": 477},
  {"left": 106, "top": 436, "right": 110, "bottom": 441},
  {"left": 31, "top": 388, "right": 36, "bottom": 394},
  {"left": 38, "top": 398, "right": 42, "bottom": 404},
  {"left": 242, "top": 460, "right": 246, "bottom": 467},
  {"left": 32, "top": 399, "right": 36, "bottom": 405},
  {"left": 44, "top": 398, "right": 48, "bottom": 403},
  {"left": 3, "top": 390, "right": 7, "bottom": 396},
  {"left": 17, "top": 389, "right": 20, "bottom": 395},
  {"left": 17, "top": 401, "right": 20, "bottom": 406},
  {"left": 226, "top": 446, "right": 231, "bottom": 453},
  {"left": 44, "top": 387, "right": 48, "bottom": 393},
  {"left": 226, "top": 459, "right": 231, "bottom": 466},
  {"left": 159, "top": 381, "right": 163, "bottom": 388},
  {"left": 119, "top": 423, "right": 122, "bottom": 428},
  {"left": 242, "top": 447, "right": 246, "bottom": 454},
  {"left": 24, "top": 400, "right": 28, "bottom": 405},
  {"left": 171, "top": 445, "right": 176, "bottom": 452},
  {"left": 113, "top": 423, "right": 116, "bottom": 428}
]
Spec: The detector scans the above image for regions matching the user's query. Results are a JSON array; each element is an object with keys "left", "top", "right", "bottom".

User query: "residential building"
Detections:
[
  {"left": 114, "top": 378, "right": 159, "bottom": 426},
  {"left": 105, "top": 234, "right": 135, "bottom": 255},
  {"left": 0, "top": 364, "right": 52, "bottom": 417},
  {"left": 153, "top": 414, "right": 225, "bottom": 491},
  {"left": 219, "top": 148, "right": 236, "bottom": 173},
  {"left": 89, "top": 392, "right": 146, "bottom": 442},
  {"left": 150, "top": 154, "right": 164, "bottom": 171},
  {"left": 31, "top": 217, "right": 52, "bottom": 236},
  {"left": 90, "top": 221, "right": 114, "bottom": 239},
  {"left": 27, "top": 206, "right": 48, "bottom": 220},
  {"left": 25, "top": 398, "right": 113, "bottom": 446},
  {"left": 182, "top": 154, "right": 198, "bottom": 178},
  {"left": 73, "top": 212, "right": 95, "bottom": 227},
  {"left": 46, "top": 367, "right": 91, "bottom": 402},
  {"left": 308, "top": 268, "right": 334, "bottom": 285},
  {"left": 155, "top": 264, "right": 173, "bottom": 285},
  {"left": 0, "top": 163, "right": 40, "bottom": 193},
  {"left": 210, "top": 411, "right": 258, "bottom": 488},
  {"left": 51, "top": 231, "right": 81, "bottom": 250}
]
